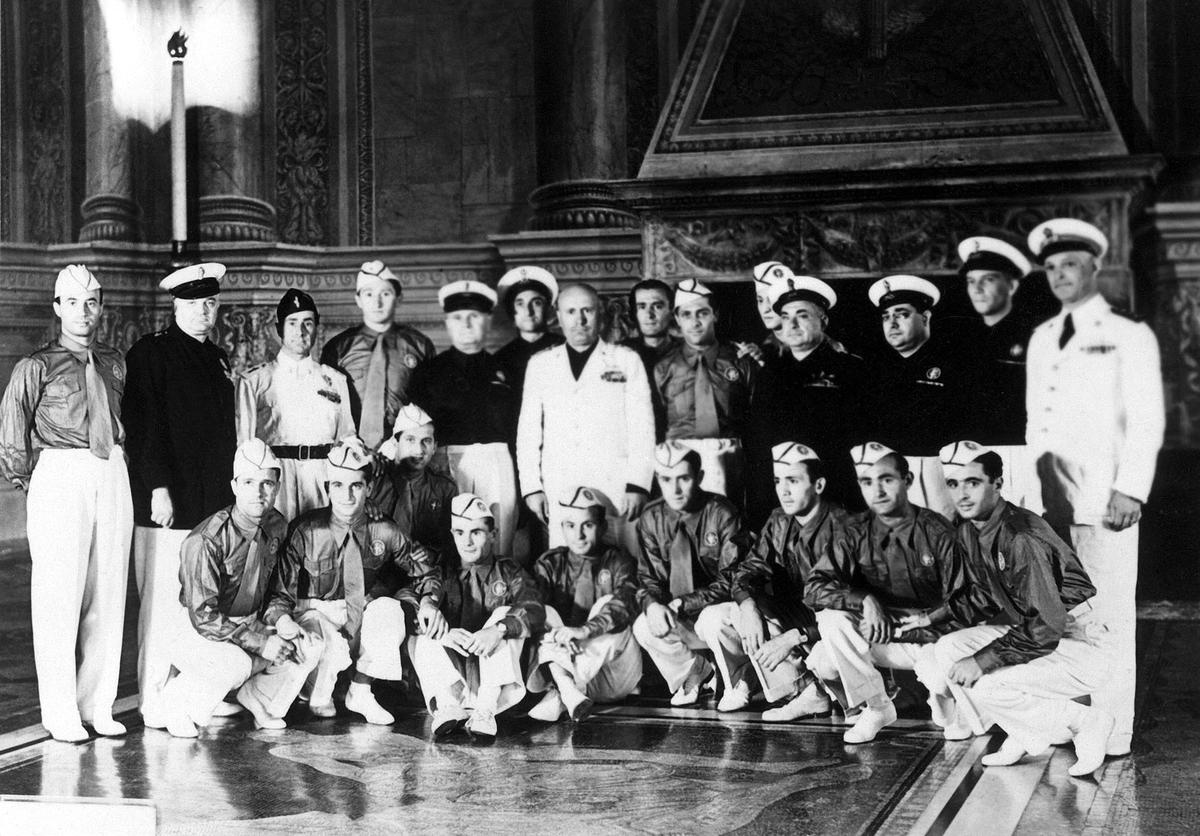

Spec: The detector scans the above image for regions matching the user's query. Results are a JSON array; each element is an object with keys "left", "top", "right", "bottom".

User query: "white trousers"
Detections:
[
  {"left": 26, "top": 447, "right": 133, "bottom": 732},
  {"left": 274, "top": 457, "right": 330, "bottom": 521},
  {"left": 446, "top": 443, "right": 519, "bottom": 557},
  {"left": 297, "top": 597, "right": 408, "bottom": 706},
  {"left": 162, "top": 617, "right": 322, "bottom": 726},
  {"left": 675, "top": 438, "right": 744, "bottom": 504},
  {"left": 807, "top": 609, "right": 942, "bottom": 709},
  {"left": 906, "top": 455, "right": 956, "bottom": 521},
  {"left": 133, "top": 525, "right": 190, "bottom": 721},
  {"left": 530, "top": 598, "right": 642, "bottom": 702},
  {"left": 695, "top": 602, "right": 804, "bottom": 703},
  {"left": 632, "top": 611, "right": 708, "bottom": 693},
  {"left": 1071, "top": 523, "right": 1138, "bottom": 749},
  {"left": 411, "top": 606, "right": 528, "bottom": 713}
]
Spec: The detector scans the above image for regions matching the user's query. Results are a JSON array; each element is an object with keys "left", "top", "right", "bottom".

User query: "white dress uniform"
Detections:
[
  {"left": 517, "top": 340, "right": 656, "bottom": 552},
  {"left": 1026, "top": 291, "right": 1164, "bottom": 751},
  {"left": 237, "top": 353, "right": 355, "bottom": 520}
]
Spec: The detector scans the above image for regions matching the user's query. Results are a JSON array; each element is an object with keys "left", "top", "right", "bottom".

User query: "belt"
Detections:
[{"left": 271, "top": 444, "right": 333, "bottom": 460}]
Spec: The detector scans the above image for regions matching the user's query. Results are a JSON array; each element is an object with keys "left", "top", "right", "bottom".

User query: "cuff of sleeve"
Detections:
[
  {"left": 842, "top": 589, "right": 867, "bottom": 608},
  {"left": 640, "top": 594, "right": 663, "bottom": 614},
  {"left": 732, "top": 587, "right": 753, "bottom": 605},
  {"left": 500, "top": 614, "right": 524, "bottom": 638},
  {"left": 583, "top": 619, "right": 607, "bottom": 639},
  {"left": 1111, "top": 478, "right": 1148, "bottom": 505},
  {"left": 973, "top": 647, "right": 1002, "bottom": 674},
  {"left": 927, "top": 605, "right": 951, "bottom": 625}
]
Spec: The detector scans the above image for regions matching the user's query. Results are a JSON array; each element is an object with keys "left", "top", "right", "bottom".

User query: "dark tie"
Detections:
[
  {"left": 85, "top": 351, "right": 115, "bottom": 459},
  {"left": 341, "top": 532, "right": 367, "bottom": 638},
  {"left": 360, "top": 334, "right": 388, "bottom": 447},
  {"left": 668, "top": 521, "right": 696, "bottom": 598},
  {"left": 572, "top": 557, "right": 597, "bottom": 622},
  {"left": 1058, "top": 313, "right": 1075, "bottom": 350},
  {"left": 461, "top": 566, "right": 488, "bottom": 631},
  {"left": 694, "top": 356, "right": 719, "bottom": 438}
]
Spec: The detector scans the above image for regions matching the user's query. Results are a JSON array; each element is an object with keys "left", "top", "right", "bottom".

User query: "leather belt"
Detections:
[{"left": 271, "top": 444, "right": 333, "bottom": 460}]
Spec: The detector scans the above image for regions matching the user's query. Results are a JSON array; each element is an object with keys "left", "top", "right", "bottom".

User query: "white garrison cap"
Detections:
[
  {"left": 559, "top": 486, "right": 605, "bottom": 510},
  {"left": 1027, "top": 219, "right": 1108, "bottom": 263},
  {"left": 160, "top": 262, "right": 225, "bottom": 299},
  {"left": 868, "top": 275, "right": 940, "bottom": 310},
  {"left": 772, "top": 442, "right": 821, "bottom": 466},
  {"left": 674, "top": 278, "right": 714, "bottom": 310},
  {"left": 752, "top": 261, "right": 794, "bottom": 287},
  {"left": 233, "top": 438, "right": 282, "bottom": 478},
  {"left": 653, "top": 440, "right": 695, "bottom": 470},
  {"left": 939, "top": 440, "right": 995, "bottom": 473},
  {"left": 768, "top": 274, "right": 837, "bottom": 313},
  {"left": 451, "top": 492, "right": 493, "bottom": 521},
  {"left": 498, "top": 265, "right": 558, "bottom": 305},
  {"left": 957, "top": 236, "right": 1032, "bottom": 278},
  {"left": 54, "top": 264, "right": 101, "bottom": 299},
  {"left": 326, "top": 436, "right": 373, "bottom": 472},
  {"left": 357, "top": 259, "right": 401, "bottom": 293},
  {"left": 391, "top": 404, "right": 435, "bottom": 436},
  {"left": 851, "top": 441, "right": 897, "bottom": 470},
  {"left": 438, "top": 279, "right": 497, "bottom": 313}
]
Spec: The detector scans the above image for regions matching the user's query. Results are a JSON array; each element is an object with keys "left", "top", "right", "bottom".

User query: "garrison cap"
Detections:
[
  {"left": 769, "top": 274, "right": 837, "bottom": 314},
  {"left": 674, "top": 278, "right": 714, "bottom": 310},
  {"left": 939, "top": 440, "right": 995, "bottom": 474},
  {"left": 54, "top": 264, "right": 101, "bottom": 299},
  {"left": 326, "top": 436, "right": 373, "bottom": 472},
  {"left": 868, "top": 275, "right": 940, "bottom": 311},
  {"left": 161, "top": 262, "right": 225, "bottom": 299},
  {"left": 653, "top": 440, "right": 696, "bottom": 471},
  {"left": 451, "top": 493, "right": 493, "bottom": 522},
  {"left": 752, "top": 261, "right": 793, "bottom": 287},
  {"left": 391, "top": 404, "right": 435, "bottom": 435},
  {"left": 851, "top": 441, "right": 897, "bottom": 471},
  {"left": 772, "top": 442, "right": 821, "bottom": 466},
  {"left": 957, "top": 236, "right": 1032, "bottom": 278},
  {"left": 357, "top": 260, "right": 401, "bottom": 293},
  {"left": 559, "top": 486, "right": 605, "bottom": 511},
  {"left": 498, "top": 265, "right": 558, "bottom": 307},
  {"left": 233, "top": 438, "right": 282, "bottom": 478},
  {"left": 1027, "top": 219, "right": 1108, "bottom": 263},
  {"left": 276, "top": 288, "right": 319, "bottom": 334},
  {"left": 438, "top": 279, "right": 497, "bottom": 314}
]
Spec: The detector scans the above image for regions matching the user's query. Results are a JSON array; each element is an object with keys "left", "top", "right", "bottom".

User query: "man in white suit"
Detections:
[{"left": 518, "top": 283, "right": 656, "bottom": 553}]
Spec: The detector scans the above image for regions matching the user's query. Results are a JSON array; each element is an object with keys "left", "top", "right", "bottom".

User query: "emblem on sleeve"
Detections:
[
  {"left": 370, "top": 539, "right": 387, "bottom": 557},
  {"left": 703, "top": 531, "right": 719, "bottom": 547},
  {"left": 920, "top": 553, "right": 934, "bottom": 567},
  {"left": 492, "top": 580, "right": 509, "bottom": 597},
  {"left": 404, "top": 354, "right": 419, "bottom": 369},
  {"left": 723, "top": 366, "right": 740, "bottom": 382},
  {"left": 597, "top": 569, "right": 612, "bottom": 588},
  {"left": 926, "top": 367, "right": 941, "bottom": 380},
  {"left": 111, "top": 364, "right": 124, "bottom": 381},
  {"left": 268, "top": 537, "right": 281, "bottom": 554}
]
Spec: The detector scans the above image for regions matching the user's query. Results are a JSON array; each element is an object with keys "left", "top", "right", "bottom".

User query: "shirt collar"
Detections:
[
  {"left": 276, "top": 351, "right": 316, "bottom": 373},
  {"left": 461, "top": 556, "right": 495, "bottom": 578},
  {"left": 1057, "top": 292, "right": 1108, "bottom": 323},
  {"left": 57, "top": 332, "right": 92, "bottom": 361},
  {"left": 329, "top": 511, "right": 368, "bottom": 545},
  {"left": 871, "top": 506, "right": 916, "bottom": 548},
  {"left": 229, "top": 507, "right": 264, "bottom": 541},
  {"left": 975, "top": 499, "right": 1010, "bottom": 550},
  {"left": 683, "top": 341, "right": 720, "bottom": 364}
]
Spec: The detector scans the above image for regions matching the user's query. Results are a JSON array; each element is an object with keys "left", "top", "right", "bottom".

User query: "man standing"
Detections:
[
  {"left": 517, "top": 282, "right": 655, "bottom": 552},
  {"left": 654, "top": 279, "right": 758, "bottom": 501},
  {"left": 409, "top": 280, "right": 519, "bottom": 557},
  {"left": 1025, "top": 218, "right": 1164, "bottom": 758},
  {"left": 237, "top": 288, "right": 355, "bottom": 519},
  {"left": 751, "top": 261, "right": 792, "bottom": 358},
  {"left": 0, "top": 265, "right": 133, "bottom": 741},
  {"left": 957, "top": 236, "right": 1041, "bottom": 511},
  {"left": 161, "top": 440, "right": 322, "bottom": 738},
  {"left": 528, "top": 487, "right": 642, "bottom": 722},
  {"left": 320, "top": 260, "right": 435, "bottom": 449},
  {"left": 265, "top": 438, "right": 441, "bottom": 725},
  {"left": 123, "top": 262, "right": 238, "bottom": 730},
  {"left": 632, "top": 442, "right": 747, "bottom": 707},
  {"left": 410, "top": 494, "right": 545, "bottom": 739},
  {"left": 493, "top": 265, "right": 564, "bottom": 394},
  {"left": 622, "top": 278, "right": 679, "bottom": 442}
]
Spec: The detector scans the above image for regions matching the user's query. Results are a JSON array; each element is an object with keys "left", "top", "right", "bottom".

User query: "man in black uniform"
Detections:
[
  {"left": 493, "top": 265, "right": 564, "bottom": 394},
  {"left": 956, "top": 236, "right": 1041, "bottom": 512},
  {"left": 867, "top": 275, "right": 966, "bottom": 519},
  {"left": 123, "top": 261, "right": 239, "bottom": 730}
]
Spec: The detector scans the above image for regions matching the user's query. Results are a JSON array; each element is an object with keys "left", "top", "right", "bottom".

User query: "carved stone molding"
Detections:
[
  {"left": 79, "top": 194, "right": 141, "bottom": 242},
  {"left": 355, "top": 0, "right": 374, "bottom": 246},
  {"left": 491, "top": 229, "right": 643, "bottom": 286},
  {"left": 529, "top": 180, "right": 640, "bottom": 231},
  {"left": 22, "top": 0, "right": 69, "bottom": 244},
  {"left": 197, "top": 195, "right": 278, "bottom": 242}
]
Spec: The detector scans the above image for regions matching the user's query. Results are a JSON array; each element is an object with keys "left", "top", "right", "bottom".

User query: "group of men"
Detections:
[{"left": 0, "top": 215, "right": 1162, "bottom": 779}]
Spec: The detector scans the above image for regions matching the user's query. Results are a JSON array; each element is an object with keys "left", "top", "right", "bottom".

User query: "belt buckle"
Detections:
[{"left": 298, "top": 444, "right": 311, "bottom": 460}]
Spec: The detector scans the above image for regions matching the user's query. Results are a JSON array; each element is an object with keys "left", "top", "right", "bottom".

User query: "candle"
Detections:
[{"left": 168, "top": 30, "right": 188, "bottom": 248}]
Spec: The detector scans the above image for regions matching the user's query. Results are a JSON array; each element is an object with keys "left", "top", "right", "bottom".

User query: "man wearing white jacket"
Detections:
[{"left": 517, "top": 283, "right": 656, "bottom": 553}]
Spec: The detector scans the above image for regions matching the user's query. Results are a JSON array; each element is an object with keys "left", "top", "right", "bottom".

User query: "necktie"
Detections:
[
  {"left": 668, "top": 521, "right": 696, "bottom": 598},
  {"left": 1059, "top": 313, "right": 1075, "bottom": 350},
  {"left": 572, "top": 556, "right": 597, "bottom": 622},
  {"left": 461, "top": 566, "right": 488, "bottom": 631},
  {"left": 230, "top": 534, "right": 262, "bottom": 617},
  {"left": 85, "top": 352, "right": 115, "bottom": 459},
  {"left": 341, "top": 531, "right": 367, "bottom": 638},
  {"left": 360, "top": 334, "right": 388, "bottom": 447},
  {"left": 693, "top": 355, "right": 719, "bottom": 438}
]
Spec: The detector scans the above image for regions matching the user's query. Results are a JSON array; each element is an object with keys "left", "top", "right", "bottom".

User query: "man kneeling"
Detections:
[
  {"left": 411, "top": 493, "right": 545, "bottom": 739},
  {"left": 162, "top": 440, "right": 322, "bottom": 737},
  {"left": 529, "top": 487, "right": 643, "bottom": 722},
  {"left": 264, "top": 437, "right": 442, "bottom": 724}
]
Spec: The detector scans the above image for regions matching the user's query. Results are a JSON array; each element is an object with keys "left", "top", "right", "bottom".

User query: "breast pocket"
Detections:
[{"left": 40, "top": 376, "right": 82, "bottom": 424}]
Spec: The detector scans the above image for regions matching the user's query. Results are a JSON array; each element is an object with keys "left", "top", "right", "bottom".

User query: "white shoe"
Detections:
[
  {"left": 236, "top": 685, "right": 287, "bottom": 731},
  {"left": 528, "top": 689, "right": 566, "bottom": 723},
  {"left": 717, "top": 680, "right": 752, "bottom": 713},
  {"left": 762, "top": 684, "right": 832, "bottom": 722},
  {"left": 843, "top": 702, "right": 897, "bottom": 744},
  {"left": 211, "top": 700, "right": 245, "bottom": 717},
  {"left": 981, "top": 738, "right": 1029, "bottom": 767},
  {"left": 1069, "top": 708, "right": 1115, "bottom": 778},
  {"left": 562, "top": 689, "right": 595, "bottom": 722},
  {"left": 468, "top": 710, "right": 497, "bottom": 739},
  {"left": 47, "top": 723, "right": 89, "bottom": 743},
  {"left": 87, "top": 717, "right": 127, "bottom": 737},
  {"left": 345, "top": 685, "right": 395, "bottom": 725},
  {"left": 942, "top": 720, "right": 975, "bottom": 741},
  {"left": 670, "top": 660, "right": 716, "bottom": 707},
  {"left": 309, "top": 702, "right": 337, "bottom": 719},
  {"left": 164, "top": 704, "right": 198, "bottom": 739},
  {"left": 432, "top": 704, "right": 470, "bottom": 738}
]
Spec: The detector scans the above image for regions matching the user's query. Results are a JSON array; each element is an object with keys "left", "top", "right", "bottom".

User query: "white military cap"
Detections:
[
  {"left": 939, "top": 440, "right": 994, "bottom": 473},
  {"left": 850, "top": 441, "right": 897, "bottom": 470},
  {"left": 326, "top": 436, "right": 373, "bottom": 471},
  {"left": 233, "top": 438, "right": 282, "bottom": 478},
  {"left": 559, "top": 486, "right": 605, "bottom": 510},
  {"left": 772, "top": 442, "right": 821, "bottom": 466},
  {"left": 497, "top": 265, "right": 558, "bottom": 306},
  {"left": 957, "top": 236, "right": 1032, "bottom": 278},
  {"left": 451, "top": 492, "right": 493, "bottom": 521},
  {"left": 357, "top": 259, "right": 401, "bottom": 293},
  {"left": 160, "top": 262, "right": 225, "bottom": 299},
  {"left": 438, "top": 279, "right": 498, "bottom": 314},
  {"left": 674, "top": 278, "right": 714, "bottom": 310},
  {"left": 653, "top": 440, "right": 695, "bottom": 470},
  {"left": 868, "top": 275, "right": 940, "bottom": 311},
  {"left": 54, "top": 264, "right": 101, "bottom": 299},
  {"left": 1027, "top": 218, "right": 1108, "bottom": 263},
  {"left": 769, "top": 274, "right": 837, "bottom": 314},
  {"left": 391, "top": 404, "right": 435, "bottom": 436},
  {"left": 752, "top": 261, "right": 793, "bottom": 286}
]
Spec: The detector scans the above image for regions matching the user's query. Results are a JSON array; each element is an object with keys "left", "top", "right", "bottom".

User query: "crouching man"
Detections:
[
  {"left": 805, "top": 442, "right": 971, "bottom": 743},
  {"left": 528, "top": 487, "right": 643, "bottom": 723},
  {"left": 931, "top": 440, "right": 1114, "bottom": 777},
  {"left": 264, "top": 437, "right": 442, "bottom": 725},
  {"left": 161, "top": 440, "right": 323, "bottom": 738},
  {"left": 411, "top": 493, "right": 545, "bottom": 739}
]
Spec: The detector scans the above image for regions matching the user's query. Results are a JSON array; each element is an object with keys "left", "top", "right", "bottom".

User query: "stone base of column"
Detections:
[
  {"left": 529, "top": 180, "right": 639, "bottom": 231},
  {"left": 197, "top": 195, "right": 278, "bottom": 242},
  {"left": 79, "top": 195, "right": 141, "bottom": 242}
]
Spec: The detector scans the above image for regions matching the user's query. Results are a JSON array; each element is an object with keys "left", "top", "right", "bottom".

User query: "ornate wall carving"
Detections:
[
  {"left": 355, "top": 0, "right": 374, "bottom": 246},
  {"left": 22, "top": 0, "right": 69, "bottom": 244}
]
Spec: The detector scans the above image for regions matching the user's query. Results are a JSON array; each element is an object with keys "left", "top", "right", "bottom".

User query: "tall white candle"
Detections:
[{"left": 168, "top": 31, "right": 188, "bottom": 245}]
